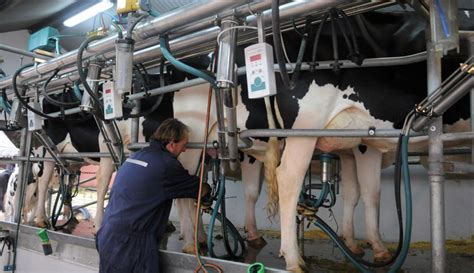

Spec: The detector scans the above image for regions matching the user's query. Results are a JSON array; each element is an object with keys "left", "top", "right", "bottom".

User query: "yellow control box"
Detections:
[{"left": 117, "top": 0, "right": 139, "bottom": 14}]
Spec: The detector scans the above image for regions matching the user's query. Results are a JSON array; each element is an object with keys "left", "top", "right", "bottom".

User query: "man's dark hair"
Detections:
[{"left": 152, "top": 118, "right": 189, "bottom": 144}]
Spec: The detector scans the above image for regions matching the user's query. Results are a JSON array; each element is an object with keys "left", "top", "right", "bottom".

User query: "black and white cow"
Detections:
[
  {"left": 2, "top": 162, "right": 39, "bottom": 223},
  {"left": 230, "top": 10, "right": 471, "bottom": 272},
  {"left": 0, "top": 167, "right": 14, "bottom": 212},
  {"left": 28, "top": 8, "right": 471, "bottom": 273}
]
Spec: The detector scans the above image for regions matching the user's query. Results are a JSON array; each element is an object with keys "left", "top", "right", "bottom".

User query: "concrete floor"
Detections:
[
  {"left": 156, "top": 223, "right": 474, "bottom": 273},
  {"left": 65, "top": 188, "right": 474, "bottom": 272}
]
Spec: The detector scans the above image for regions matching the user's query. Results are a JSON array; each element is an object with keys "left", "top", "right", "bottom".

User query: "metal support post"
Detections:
[
  {"left": 469, "top": 35, "right": 474, "bottom": 164},
  {"left": 130, "top": 100, "right": 141, "bottom": 144},
  {"left": 427, "top": 41, "right": 446, "bottom": 273},
  {"left": 13, "top": 128, "right": 32, "bottom": 223},
  {"left": 216, "top": 15, "right": 239, "bottom": 170}
]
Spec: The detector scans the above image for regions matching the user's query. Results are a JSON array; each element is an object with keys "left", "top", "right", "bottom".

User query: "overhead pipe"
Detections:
[
  {"left": 5, "top": 0, "right": 354, "bottom": 98},
  {"left": 0, "top": 44, "right": 52, "bottom": 60},
  {"left": 0, "top": 0, "right": 251, "bottom": 89},
  {"left": 17, "top": 1, "right": 284, "bottom": 91},
  {"left": 9, "top": 0, "right": 391, "bottom": 101},
  {"left": 43, "top": 51, "right": 431, "bottom": 118}
]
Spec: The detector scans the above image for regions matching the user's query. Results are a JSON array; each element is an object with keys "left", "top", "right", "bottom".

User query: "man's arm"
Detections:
[{"left": 162, "top": 158, "right": 203, "bottom": 200}]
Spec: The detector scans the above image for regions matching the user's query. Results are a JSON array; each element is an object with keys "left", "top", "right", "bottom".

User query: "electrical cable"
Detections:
[
  {"left": 193, "top": 45, "right": 223, "bottom": 273},
  {"left": 41, "top": 70, "right": 81, "bottom": 107}
]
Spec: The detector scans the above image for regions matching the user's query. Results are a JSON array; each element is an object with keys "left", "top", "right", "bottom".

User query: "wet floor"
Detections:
[
  {"left": 56, "top": 188, "right": 474, "bottom": 272},
  {"left": 156, "top": 223, "right": 474, "bottom": 273}
]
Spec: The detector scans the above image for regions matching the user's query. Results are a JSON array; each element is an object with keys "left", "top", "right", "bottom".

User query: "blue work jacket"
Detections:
[{"left": 97, "top": 139, "right": 200, "bottom": 273}]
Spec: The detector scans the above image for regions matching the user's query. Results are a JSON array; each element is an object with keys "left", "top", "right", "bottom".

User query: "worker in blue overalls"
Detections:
[{"left": 96, "top": 118, "right": 210, "bottom": 273}]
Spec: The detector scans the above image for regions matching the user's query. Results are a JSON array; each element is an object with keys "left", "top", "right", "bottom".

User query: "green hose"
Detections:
[
  {"left": 388, "top": 135, "right": 412, "bottom": 273},
  {"left": 207, "top": 175, "right": 245, "bottom": 258},
  {"left": 159, "top": 35, "right": 217, "bottom": 89},
  {"left": 0, "top": 95, "right": 11, "bottom": 113}
]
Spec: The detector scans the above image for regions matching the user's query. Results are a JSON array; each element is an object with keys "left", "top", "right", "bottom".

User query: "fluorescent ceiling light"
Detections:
[{"left": 63, "top": 1, "right": 114, "bottom": 27}]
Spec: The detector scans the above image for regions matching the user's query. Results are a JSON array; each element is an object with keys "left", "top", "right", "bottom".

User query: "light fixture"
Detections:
[{"left": 63, "top": 0, "right": 114, "bottom": 27}]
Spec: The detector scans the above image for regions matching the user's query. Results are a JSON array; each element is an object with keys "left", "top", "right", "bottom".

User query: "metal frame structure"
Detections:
[{"left": 0, "top": 0, "right": 473, "bottom": 272}]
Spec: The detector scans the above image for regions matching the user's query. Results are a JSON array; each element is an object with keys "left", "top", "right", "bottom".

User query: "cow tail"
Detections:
[
  {"left": 264, "top": 136, "right": 280, "bottom": 218},
  {"left": 263, "top": 97, "right": 281, "bottom": 218}
]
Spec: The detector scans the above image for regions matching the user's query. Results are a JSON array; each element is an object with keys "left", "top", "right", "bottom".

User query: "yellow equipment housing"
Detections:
[{"left": 117, "top": 0, "right": 139, "bottom": 14}]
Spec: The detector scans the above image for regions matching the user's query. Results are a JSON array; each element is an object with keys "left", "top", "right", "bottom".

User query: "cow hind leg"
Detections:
[
  {"left": 276, "top": 137, "right": 316, "bottom": 272},
  {"left": 353, "top": 146, "right": 391, "bottom": 262},
  {"left": 340, "top": 154, "right": 364, "bottom": 256},
  {"left": 241, "top": 155, "right": 266, "bottom": 248}
]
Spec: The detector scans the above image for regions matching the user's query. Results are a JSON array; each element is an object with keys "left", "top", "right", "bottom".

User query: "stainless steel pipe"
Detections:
[
  {"left": 0, "top": 0, "right": 250, "bottom": 89},
  {"left": 0, "top": 44, "right": 52, "bottom": 60}
]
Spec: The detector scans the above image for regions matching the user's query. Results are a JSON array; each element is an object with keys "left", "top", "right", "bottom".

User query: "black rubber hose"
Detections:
[
  {"left": 126, "top": 14, "right": 148, "bottom": 39},
  {"left": 391, "top": 134, "right": 405, "bottom": 262},
  {"left": 330, "top": 11, "right": 340, "bottom": 71},
  {"left": 272, "top": 0, "right": 294, "bottom": 90},
  {"left": 76, "top": 35, "right": 104, "bottom": 109},
  {"left": 290, "top": 16, "right": 312, "bottom": 87},
  {"left": 337, "top": 9, "right": 363, "bottom": 65},
  {"left": 41, "top": 69, "right": 81, "bottom": 107},
  {"left": 124, "top": 67, "right": 163, "bottom": 119},
  {"left": 12, "top": 63, "right": 57, "bottom": 119},
  {"left": 310, "top": 12, "right": 330, "bottom": 71}
]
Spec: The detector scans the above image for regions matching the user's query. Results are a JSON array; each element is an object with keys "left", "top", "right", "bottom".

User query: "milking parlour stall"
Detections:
[{"left": 0, "top": 0, "right": 473, "bottom": 272}]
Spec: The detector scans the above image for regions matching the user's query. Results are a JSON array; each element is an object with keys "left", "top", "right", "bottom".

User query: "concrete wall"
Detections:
[
  {"left": 0, "top": 30, "right": 31, "bottom": 76},
  {"left": 170, "top": 165, "right": 474, "bottom": 242}
]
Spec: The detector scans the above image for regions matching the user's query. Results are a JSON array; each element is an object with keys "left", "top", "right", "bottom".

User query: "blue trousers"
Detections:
[{"left": 97, "top": 225, "right": 160, "bottom": 273}]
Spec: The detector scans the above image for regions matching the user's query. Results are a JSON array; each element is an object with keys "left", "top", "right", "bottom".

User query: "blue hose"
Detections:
[
  {"left": 434, "top": 0, "right": 451, "bottom": 38},
  {"left": 388, "top": 135, "right": 412, "bottom": 273},
  {"left": 0, "top": 96, "right": 11, "bottom": 113},
  {"left": 207, "top": 175, "right": 244, "bottom": 258},
  {"left": 315, "top": 218, "right": 371, "bottom": 273},
  {"left": 312, "top": 134, "right": 413, "bottom": 272},
  {"left": 159, "top": 36, "right": 217, "bottom": 88},
  {"left": 73, "top": 82, "right": 83, "bottom": 101},
  {"left": 149, "top": 9, "right": 160, "bottom": 17}
]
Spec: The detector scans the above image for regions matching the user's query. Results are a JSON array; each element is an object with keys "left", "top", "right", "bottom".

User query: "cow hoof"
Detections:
[
  {"left": 68, "top": 217, "right": 80, "bottom": 228},
  {"left": 182, "top": 245, "right": 194, "bottom": 254},
  {"left": 374, "top": 251, "right": 393, "bottom": 263},
  {"left": 35, "top": 220, "right": 50, "bottom": 229},
  {"left": 247, "top": 236, "right": 267, "bottom": 248},
  {"left": 287, "top": 265, "right": 305, "bottom": 273},
  {"left": 349, "top": 246, "right": 365, "bottom": 257},
  {"left": 165, "top": 221, "right": 176, "bottom": 233},
  {"left": 182, "top": 242, "right": 208, "bottom": 255}
]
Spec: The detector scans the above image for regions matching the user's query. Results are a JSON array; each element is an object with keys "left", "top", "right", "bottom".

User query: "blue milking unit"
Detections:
[
  {"left": 27, "top": 27, "right": 60, "bottom": 53},
  {"left": 297, "top": 153, "right": 340, "bottom": 216}
]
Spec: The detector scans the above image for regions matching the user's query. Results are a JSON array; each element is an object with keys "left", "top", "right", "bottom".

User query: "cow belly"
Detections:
[{"left": 316, "top": 109, "right": 364, "bottom": 152}]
